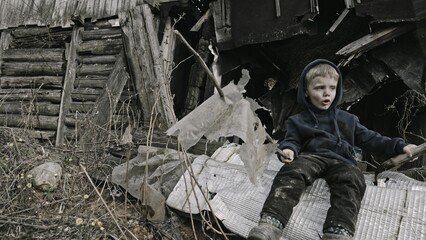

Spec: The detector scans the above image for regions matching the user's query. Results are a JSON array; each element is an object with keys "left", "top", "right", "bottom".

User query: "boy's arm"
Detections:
[
  {"left": 277, "top": 117, "right": 302, "bottom": 158},
  {"left": 355, "top": 117, "right": 409, "bottom": 156}
]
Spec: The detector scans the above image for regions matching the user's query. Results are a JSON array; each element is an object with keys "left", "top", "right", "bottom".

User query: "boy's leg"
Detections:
[
  {"left": 249, "top": 155, "right": 325, "bottom": 239},
  {"left": 261, "top": 155, "right": 325, "bottom": 228},
  {"left": 323, "top": 163, "right": 366, "bottom": 236}
]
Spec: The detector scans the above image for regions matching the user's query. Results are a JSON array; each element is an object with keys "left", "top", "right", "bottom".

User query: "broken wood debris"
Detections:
[
  {"left": 382, "top": 142, "right": 426, "bottom": 170},
  {"left": 336, "top": 24, "right": 415, "bottom": 66},
  {"left": 119, "top": 4, "right": 176, "bottom": 129},
  {"left": 174, "top": 30, "right": 224, "bottom": 99}
]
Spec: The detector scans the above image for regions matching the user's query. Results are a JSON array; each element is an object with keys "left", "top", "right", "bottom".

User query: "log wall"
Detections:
[{"left": 0, "top": 21, "right": 139, "bottom": 143}]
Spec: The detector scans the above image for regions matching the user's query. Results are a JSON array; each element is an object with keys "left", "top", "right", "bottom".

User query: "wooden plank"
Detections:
[
  {"left": 77, "top": 38, "right": 123, "bottom": 55},
  {"left": 80, "top": 28, "right": 122, "bottom": 41},
  {"left": 0, "top": 30, "right": 13, "bottom": 76},
  {"left": 0, "top": 114, "right": 59, "bottom": 130},
  {"left": 119, "top": 6, "right": 156, "bottom": 126},
  {"left": 78, "top": 54, "right": 117, "bottom": 64},
  {"left": 1, "top": 62, "right": 65, "bottom": 76},
  {"left": 74, "top": 78, "right": 107, "bottom": 89},
  {"left": 72, "top": 88, "right": 103, "bottom": 101},
  {"left": 77, "top": 63, "right": 114, "bottom": 76},
  {"left": 0, "top": 89, "right": 62, "bottom": 102},
  {"left": 0, "top": 76, "right": 63, "bottom": 89},
  {"left": 2, "top": 48, "right": 64, "bottom": 62},
  {"left": 210, "top": 0, "right": 232, "bottom": 46},
  {"left": 161, "top": 17, "right": 176, "bottom": 80},
  {"left": 141, "top": 4, "right": 176, "bottom": 128},
  {"left": 0, "top": 102, "right": 60, "bottom": 115},
  {"left": 190, "top": 9, "right": 211, "bottom": 32},
  {"left": 70, "top": 102, "right": 95, "bottom": 113},
  {"left": 336, "top": 24, "right": 414, "bottom": 65},
  {"left": 56, "top": 26, "right": 81, "bottom": 147},
  {"left": 90, "top": 51, "right": 129, "bottom": 126}
]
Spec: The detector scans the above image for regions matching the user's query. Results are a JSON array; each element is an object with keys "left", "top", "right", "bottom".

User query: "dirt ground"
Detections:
[{"left": 0, "top": 127, "right": 243, "bottom": 240}]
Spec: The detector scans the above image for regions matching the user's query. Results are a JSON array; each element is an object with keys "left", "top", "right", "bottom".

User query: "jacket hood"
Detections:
[{"left": 297, "top": 59, "right": 343, "bottom": 111}]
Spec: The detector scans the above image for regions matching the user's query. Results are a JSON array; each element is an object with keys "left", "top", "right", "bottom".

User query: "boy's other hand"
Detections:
[
  {"left": 403, "top": 144, "right": 417, "bottom": 157},
  {"left": 277, "top": 149, "right": 294, "bottom": 163}
]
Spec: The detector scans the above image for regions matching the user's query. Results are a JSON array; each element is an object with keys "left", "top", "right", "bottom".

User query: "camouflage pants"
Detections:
[{"left": 261, "top": 154, "right": 366, "bottom": 234}]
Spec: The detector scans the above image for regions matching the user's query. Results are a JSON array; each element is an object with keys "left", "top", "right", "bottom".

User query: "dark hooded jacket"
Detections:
[{"left": 278, "top": 59, "right": 407, "bottom": 165}]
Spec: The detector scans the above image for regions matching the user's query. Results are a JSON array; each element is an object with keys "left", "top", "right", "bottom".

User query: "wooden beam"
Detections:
[
  {"left": 56, "top": 26, "right": 81, "bottom": 147},
  {"left": 336, "top": 24, "right": 414, "bottom": 65},
  {"left": 91, "top": 51, "right": 129, "bottom": 126},
  {"left": 119, "top": 4, "right": 176, "bottom": 129},
  {"left": 0, "top": 102, "right": 60, "bottom": 115},
  {"left": 141, "top": 4, "right": 176, "bottom": 128},
  {"left": 0, "top": 76, "right": 63, "bottom": 89},
  {"left": 0, "top": 89, "right": 62, "bottom": 102},
  {"left": 0, "top": 114, "right": 59, "bottom": 130},
  {"left": 1, "top": 62, "right": 65, "bottom": 76},
  {"left": 77, "top": 38, "right": 123, "bottom": 55},
  {"left": 0, "top": 30, "right": 13, "bottom": 75},
  {"left": 2, "top": 48, "right": 64, "bottom": 62}
]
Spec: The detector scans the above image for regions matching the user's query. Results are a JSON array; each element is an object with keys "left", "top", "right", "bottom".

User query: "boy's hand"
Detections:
[
  {"left": 277, "top": 149, "right": 294, "bottom": 163},
  {"left": 403, "top": 144, "right": 417, "bottom": 157}
]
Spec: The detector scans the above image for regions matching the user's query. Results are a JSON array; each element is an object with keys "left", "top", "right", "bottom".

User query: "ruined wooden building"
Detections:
[{"left": 0, "top": 0, "right": 425, "bottom": 168}]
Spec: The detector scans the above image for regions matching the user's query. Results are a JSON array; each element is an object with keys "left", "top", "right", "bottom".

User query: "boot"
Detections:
[
  {"left": 247, "top": 215, "right": 283, "bottom": 240},
  {"left": 322, "top": 226, "right": 353, "bottom": 240}
]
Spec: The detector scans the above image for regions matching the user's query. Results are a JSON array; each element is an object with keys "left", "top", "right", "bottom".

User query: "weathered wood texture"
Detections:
[
  {"left": 0, "top": 76, "right": 63, "bottom": 89},
  {"left": 0, "top": 22, "right": 138, "bottom": 143},
  {"left": 0, "top": 0, "right": 147, "bottom": 29},
  {"left": 1, "top": 62, "right": 65, "bottom": 76},
  {"left": 56, "top": 26, "right": 80, "bottom": 146},
  {"left": 337, "top": 24, "right": 415, "bottom": 66},
  {"left": 90, "top": 51, "right": 129, "bottom": 126},
  {"left": 11, "top": 27, "right": 72, "bottom": 48},
  {"left": 210, "top": 0, "right": 232, "bottom": 48},
  {"left": 120, "top": 4, "right": 176, "bottom": 129},
  {"left": 2, "top": 48, "right": 64, "bottom": 62},
  {"left": 77, "top": 39, "right": 123, "bottom": 55},
  {"left": 0, "top": 102, "right": 60, "bottom": 115},
  {"left": 0, "top": 89, "right": 62, "bottom": 102},
  {"left": 0, "top": 30, "right": 12, "bottom": 75}
]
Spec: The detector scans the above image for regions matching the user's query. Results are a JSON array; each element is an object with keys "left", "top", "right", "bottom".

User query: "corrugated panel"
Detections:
[
  {"left": 0, "top": 0, "right": 148, "bottom": 30},
  {"left": 167, "top": 144, "right": 426, "bottom": 239}
]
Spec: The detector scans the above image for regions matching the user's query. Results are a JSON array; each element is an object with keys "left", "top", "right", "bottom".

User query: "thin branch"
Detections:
[{"left": 174, "top": 30, "right": 225, "bottom": 99}]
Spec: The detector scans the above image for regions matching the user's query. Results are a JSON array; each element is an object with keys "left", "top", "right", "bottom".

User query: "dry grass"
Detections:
[
  {"left": 0, "top": 123, "right": 238, "bottom": 240},
  {"left": 0, "top": 127, "right": 154, "bottom": 239}
]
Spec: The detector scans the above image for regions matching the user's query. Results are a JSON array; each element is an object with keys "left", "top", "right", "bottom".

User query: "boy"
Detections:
[{"left": 248, "top": 59, "right": 416, "bottom": 240}]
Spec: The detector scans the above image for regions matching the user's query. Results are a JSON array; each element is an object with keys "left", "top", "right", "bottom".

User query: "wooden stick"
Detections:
[
  {"left": 382, "top": 142, "right": 426, "bottom": 170},
  {"left": 174, "top": 30, "right": 225, "bottom": 99}
]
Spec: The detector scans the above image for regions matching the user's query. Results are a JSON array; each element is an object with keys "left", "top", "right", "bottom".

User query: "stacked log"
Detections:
[
  {"left": 73, "top": 25, "right": 138, "bottom": 122},
  {"left": 0, "top": 22, "right": 138, "bottom": 143},
  {"left": 0, "top": 26, "right": 69, "bottom": 139}
]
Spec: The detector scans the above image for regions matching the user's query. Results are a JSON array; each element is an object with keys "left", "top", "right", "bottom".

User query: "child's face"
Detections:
[{"left": 305, "top": 75, "right": 338, "bottom": 111}]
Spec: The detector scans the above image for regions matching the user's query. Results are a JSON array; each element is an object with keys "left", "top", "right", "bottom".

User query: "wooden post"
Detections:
[
  {"left": 56, "top": 26, "right": 81, "bottom": 147},
  {"left": 0, "top": 30, "right": 13, "bottom": 76},
  {"left": 91, "top": 51, "right": 129, "bottom": 126},
  {"left": 119, "top": 4, "right": 176, "bottom": 129},
  {"left": 141, "top": 4, "right": 176, "bottom": 128}
]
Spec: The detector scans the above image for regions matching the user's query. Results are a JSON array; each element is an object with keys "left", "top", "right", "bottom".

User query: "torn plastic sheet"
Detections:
[
  {"left": 167, "top": 70, "right": 276, "bottom": 183},
  {"left": 111, "top": 145, "right": 196, "bottom": 222},
  {"left": 167, "top": 144, "right": 426, "bottom": 239}
]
